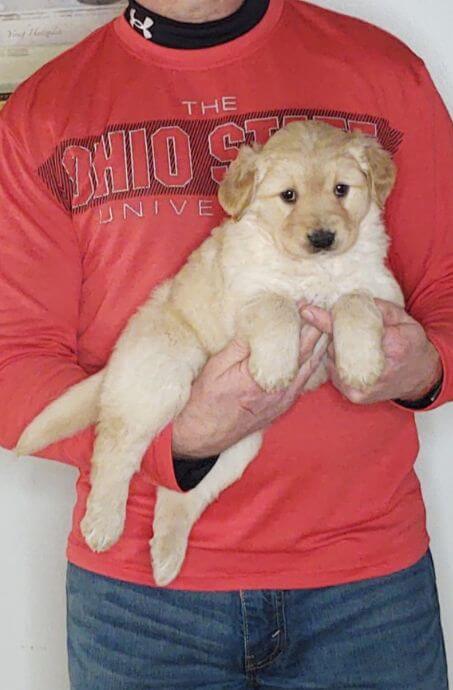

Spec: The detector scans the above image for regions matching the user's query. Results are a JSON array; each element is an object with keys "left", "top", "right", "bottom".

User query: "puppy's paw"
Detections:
[
  {"left": 336, "top": 342, "right": 385, "bottom": 391},
  {"left": 249, "top": 336, "right": 299, "bottom": 393},
  {"left": 81, "top": 501, "right": 126, "bottom": 553},
  {"left": 333, "top": 292, "right": 385, "bottom": 391},
  {"left": 151, "top": 487, "right": 200, "bottom": 586},
  {"left": 150, "top": 527, "right": 190, "bottom": 587}
]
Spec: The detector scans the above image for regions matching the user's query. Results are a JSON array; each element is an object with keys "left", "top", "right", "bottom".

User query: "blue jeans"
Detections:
[{"left": 66, "top": 551, "right": 448, "bottom": 689}]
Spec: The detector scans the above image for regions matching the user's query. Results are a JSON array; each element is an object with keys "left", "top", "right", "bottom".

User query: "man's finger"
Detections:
[
  {"left": 299, "top": 324, "right": 323, "bottom": 361},
  {"left": 291, "top": 335, "right": 328, "bottom": 392},
  {"left": 297, "top": 299, "right": 311, "bottom": 312},
  {"left": 301, "top": 306, "right": 333, "bottom": 334},
  {"left": 326, "top": 356, "right": 336, "bottom": 376}
]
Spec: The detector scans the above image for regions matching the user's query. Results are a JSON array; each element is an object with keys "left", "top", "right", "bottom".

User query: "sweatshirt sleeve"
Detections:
[
  {"left": 386, "top": 61, "right": 453, "bottom": 411},
  {"left": 0, "top": 117, "right": 180, "bottom": 490}
]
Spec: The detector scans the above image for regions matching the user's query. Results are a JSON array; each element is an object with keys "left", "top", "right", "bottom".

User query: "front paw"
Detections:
[
  {"left": 249, "top": 336, "right": 299, "bottom": 393},
  {"left": 336, "top": 342, "right": 385, "bottom": 390},
  {"left": 332, "top": 293, "right": 385, "bottom": 391}
]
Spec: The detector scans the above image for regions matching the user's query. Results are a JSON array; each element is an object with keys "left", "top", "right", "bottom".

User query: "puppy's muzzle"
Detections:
[{"left": 308, "top": 229, "right": 336, "bottom": 251}]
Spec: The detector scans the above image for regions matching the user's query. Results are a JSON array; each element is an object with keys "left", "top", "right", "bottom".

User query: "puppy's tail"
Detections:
[{"left": 14, "top": 370, "right": 104, "bottom": 457}]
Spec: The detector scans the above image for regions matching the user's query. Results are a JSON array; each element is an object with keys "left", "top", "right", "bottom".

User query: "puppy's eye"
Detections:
[
  {"left": 334, "top": 184, "right": 350, "bottom": 198},
  {"left": 280, "top": 189, "right": 298, "bottom": 203}
]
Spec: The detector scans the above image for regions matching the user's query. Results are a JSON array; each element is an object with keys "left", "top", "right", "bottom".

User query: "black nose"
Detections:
[{"left": 308, "top": 229, "right": 336, "bottom": 250}]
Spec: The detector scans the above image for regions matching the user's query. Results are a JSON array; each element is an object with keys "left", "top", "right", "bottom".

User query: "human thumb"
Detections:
[{"left": 212, "top": 338, "right": 251, "bottom": 371}]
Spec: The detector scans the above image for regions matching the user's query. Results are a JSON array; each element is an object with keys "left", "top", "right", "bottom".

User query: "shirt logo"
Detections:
[
  {"left": 38, "top": 108, "right": 403, "bottom": 214},
  {"left": 129, "top": 9, "right": 154, "bottom": 40}
]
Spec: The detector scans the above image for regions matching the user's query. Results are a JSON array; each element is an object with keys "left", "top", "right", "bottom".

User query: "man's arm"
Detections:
[
  {"left": 0, "top": 116, "right": 182, "bottom": 489},
  {"left": 389, "top": 61, "right": 453, "bottom": 409},
  {"left": 0, "top": 118, "right": 90, "bottom": 467}
]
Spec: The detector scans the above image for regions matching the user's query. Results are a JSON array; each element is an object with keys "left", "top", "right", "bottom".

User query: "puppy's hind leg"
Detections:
[
  {"left": 81, "top": 418, "right": 155, "bottom": 553},
  {"left": 82, "top": 307, "right": 207, "bottom": 553},
  {"left": 151, "top": 431, "right": 263, "bottom": 586}
]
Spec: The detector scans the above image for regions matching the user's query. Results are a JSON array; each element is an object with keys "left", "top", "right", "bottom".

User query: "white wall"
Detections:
[
  {"left": 0, "top": 2, "right": 452, "bottom": 689},
  {"left": 311, "top": 0, "right": 453, "bottom": 112}
]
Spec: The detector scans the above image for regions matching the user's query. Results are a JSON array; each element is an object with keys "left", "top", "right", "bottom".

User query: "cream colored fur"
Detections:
[{"left": 15, "top": 122, "right": 403, "bottom": 586}]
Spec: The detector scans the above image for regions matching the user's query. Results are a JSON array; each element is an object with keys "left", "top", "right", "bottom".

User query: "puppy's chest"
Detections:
[{"left": 228, "top": 260, "right": 361, "bottom": 310}]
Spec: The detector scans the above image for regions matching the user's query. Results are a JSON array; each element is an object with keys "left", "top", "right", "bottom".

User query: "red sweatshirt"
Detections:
[{"left": 0, "top": 0, "right": 452, "bottom": 590}]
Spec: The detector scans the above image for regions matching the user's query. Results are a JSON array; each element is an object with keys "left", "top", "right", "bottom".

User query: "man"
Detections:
[{"left": 0, "top": 0, "right": 451, "bottom": 687}]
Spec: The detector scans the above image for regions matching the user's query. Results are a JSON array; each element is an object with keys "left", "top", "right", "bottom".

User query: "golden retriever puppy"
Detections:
[{"left": 15, "top": 122, "right": 403, "bottom": 586}]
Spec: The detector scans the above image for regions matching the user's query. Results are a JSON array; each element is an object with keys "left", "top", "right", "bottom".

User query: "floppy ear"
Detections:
[
  {"left": 218, "top": 145, "right": 259, "bottom": 219},
  {"left": 363, "top": 139, "right": 397, "bottom": 208}
]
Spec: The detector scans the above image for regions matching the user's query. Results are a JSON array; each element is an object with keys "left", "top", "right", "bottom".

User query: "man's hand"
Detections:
[
  {"left": 172, "top": 319, "right": 327, "bottom": 459},
  {"left": 302, "top": 299, "right": 442, "bottom": 405}
]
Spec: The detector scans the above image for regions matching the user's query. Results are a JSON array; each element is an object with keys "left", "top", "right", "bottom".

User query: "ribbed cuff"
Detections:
[
  {"left": 173, "top": 454, "right": 219, "bottom": 491},
  {"left": 392, "top": 331, "right": 450, "bottom": 413},
  {"left": 394, "top": 375, "right": 443, "bottom": 410}
]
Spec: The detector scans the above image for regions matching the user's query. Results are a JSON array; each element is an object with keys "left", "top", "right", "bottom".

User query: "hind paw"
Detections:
[{"left": 81, "top": 503, "right": 126, "bottom": 552}]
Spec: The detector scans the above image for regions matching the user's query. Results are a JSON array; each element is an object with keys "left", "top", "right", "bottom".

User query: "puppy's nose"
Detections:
[{"left": 308, "top": 229, "right": 336, "bottom": 250}]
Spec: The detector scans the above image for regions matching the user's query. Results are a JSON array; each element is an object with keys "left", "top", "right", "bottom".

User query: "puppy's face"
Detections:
[{"left": 219, "top": 122, "right": 396, "bottom": 260}]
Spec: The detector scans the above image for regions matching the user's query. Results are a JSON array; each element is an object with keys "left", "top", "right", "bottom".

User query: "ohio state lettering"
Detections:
[{"left": 38, "top": 108, "right": 403, "bottom": 214}]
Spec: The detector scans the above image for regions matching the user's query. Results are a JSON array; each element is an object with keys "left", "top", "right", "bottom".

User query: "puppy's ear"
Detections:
[
  {"left": 218, "top": 145, "right": 259, "bottom": 219},
  {"left": 361, "top": 138, "right": 397, "bottom": 208}
]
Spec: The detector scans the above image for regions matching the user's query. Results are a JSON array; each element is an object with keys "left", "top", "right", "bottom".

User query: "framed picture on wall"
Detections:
[{"left": 0, "top": 0, "right": 126, "bottom": 106}]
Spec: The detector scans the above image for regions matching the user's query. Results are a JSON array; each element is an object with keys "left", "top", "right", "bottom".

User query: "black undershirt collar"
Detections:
[{"left": 125, "top": 0, "right": 270, "bottom": 49}]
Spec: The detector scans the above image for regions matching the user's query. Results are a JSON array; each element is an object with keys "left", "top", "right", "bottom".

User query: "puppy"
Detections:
[{"left": 15, "top": 121, "right": 404, "bottom": 586}]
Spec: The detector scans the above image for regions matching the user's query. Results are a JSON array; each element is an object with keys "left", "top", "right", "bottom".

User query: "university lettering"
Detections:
[{"left": 38, "top": 108, "right": 403, "bottom": 214}]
